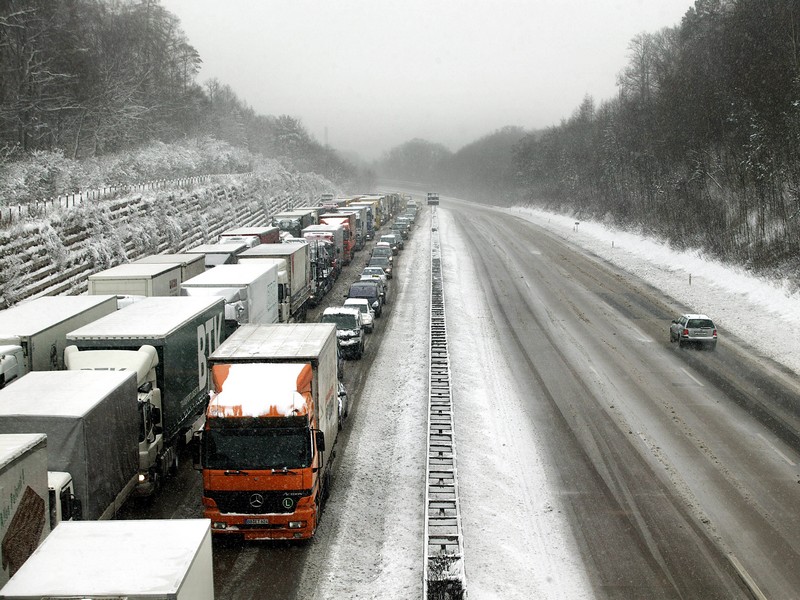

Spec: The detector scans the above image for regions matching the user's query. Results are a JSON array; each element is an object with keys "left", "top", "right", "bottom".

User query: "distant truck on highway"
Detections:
[
  {"left": 66, "top": 297, "right": 227, "bottom": 494},
  {"left": 0, "top": 370, "right": 140, "bottom": 522},
  {"left": 87, "top": 263, "right": 181, "bottom": 298},
  {"left": 0, "top": 295, "right": 118, "bottom": 387},
  {"left": 272, "top": 210, "right": 317, "bottom": 239},
  {"left": 219, "top": 225, "right": 281, "bottom": 245},
  {"left": 302, "top": 223, "right": 345, "bottom": 276},
  {"left": 183, "top": 241, "right": 250, "bottom": 269},
  {"left": 133, "top": 253, "right": 205, "bottom": 283},
  {"left": 181, "top": 263, "right": 280, "bottom": 337},
  {"left": 195, "top": 323, "right": 340, "bottom": 541},
  {"left": 237, "top": 243, "right": 312, "bottom": 322},
  {"left": 320, "top": 213, "right": 356, "bottom": 264},
  {"left": 0, "top": 519, "right": 214, "bottom": 600}
]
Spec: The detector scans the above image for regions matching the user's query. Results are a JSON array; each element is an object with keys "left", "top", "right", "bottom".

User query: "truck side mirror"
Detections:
[{"left": 315, "top": 430, "right": 326, "bottom": 452}]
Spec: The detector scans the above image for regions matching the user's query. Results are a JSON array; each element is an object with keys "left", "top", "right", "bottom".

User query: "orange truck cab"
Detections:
[{"left": 196, "top": 323, "right": 339, "bottom": 541}]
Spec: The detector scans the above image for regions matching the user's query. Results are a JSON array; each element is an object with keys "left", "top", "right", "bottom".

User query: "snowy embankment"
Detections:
[{"left": 508, "top": 205, "right": 800, "bottom": 376}]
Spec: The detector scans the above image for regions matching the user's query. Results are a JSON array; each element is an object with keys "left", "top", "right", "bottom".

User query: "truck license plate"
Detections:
[{"left": 245, "top": 518, "right": 270, "bottom": 525}]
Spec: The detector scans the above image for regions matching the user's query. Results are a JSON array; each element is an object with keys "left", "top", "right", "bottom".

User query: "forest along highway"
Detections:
[{"left": 122, "top": 194, "right": 800, "bottom": 599}]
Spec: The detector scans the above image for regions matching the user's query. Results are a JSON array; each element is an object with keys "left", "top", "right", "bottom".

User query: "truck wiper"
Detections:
[
  {"left": 224, "top": 469, "right": 248, "bottom": 476},
  {"left": 271, "top": 467, "right": 298, "bottom": 475}
]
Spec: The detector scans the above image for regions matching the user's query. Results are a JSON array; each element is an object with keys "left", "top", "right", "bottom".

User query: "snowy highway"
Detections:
[{"left": 124, "top": 196, "right": 800, "bottom": 599}]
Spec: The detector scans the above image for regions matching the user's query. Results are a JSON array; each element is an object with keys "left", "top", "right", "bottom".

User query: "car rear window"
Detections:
[{"left": 687, "top": 319, "right": 714, "bottom": 328}]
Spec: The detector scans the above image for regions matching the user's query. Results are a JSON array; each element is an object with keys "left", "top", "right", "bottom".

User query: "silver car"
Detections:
[
  {"left": 669, "top": 313, "right": 717, "bottom": 350},
  {"left": 344, "top": 297, "right": 375, "bottom": 333}
]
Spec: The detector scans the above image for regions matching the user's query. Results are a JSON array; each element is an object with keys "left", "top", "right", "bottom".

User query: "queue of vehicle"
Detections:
[{"left": 0, "top": 191, "right": 415, "bottom": 588}]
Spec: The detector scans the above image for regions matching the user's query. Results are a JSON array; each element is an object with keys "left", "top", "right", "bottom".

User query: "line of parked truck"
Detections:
[{"left": 0, "top": 191, "right": 414, "bottom": 596}]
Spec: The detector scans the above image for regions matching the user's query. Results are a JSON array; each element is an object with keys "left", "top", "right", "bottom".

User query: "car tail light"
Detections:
[
  {"left": 713, "top": 329, "right": 717, "bottom": 338},
  {"left": 682, "top": 329, "right": 689, "bottom": 336}
]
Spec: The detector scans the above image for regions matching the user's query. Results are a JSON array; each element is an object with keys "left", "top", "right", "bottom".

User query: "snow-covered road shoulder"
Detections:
[{"left": 508, "top": 205, "right": 800, "bottom": 376}]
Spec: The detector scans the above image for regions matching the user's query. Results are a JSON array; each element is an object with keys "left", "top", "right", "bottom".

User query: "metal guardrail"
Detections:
[{"left": 424, "top": 207, "right": 467, "bottom": 599}]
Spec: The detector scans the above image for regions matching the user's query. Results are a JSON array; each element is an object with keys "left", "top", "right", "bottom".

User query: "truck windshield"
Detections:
[{"left": 204, "top": 427, "right": 312, "bottom": 470}]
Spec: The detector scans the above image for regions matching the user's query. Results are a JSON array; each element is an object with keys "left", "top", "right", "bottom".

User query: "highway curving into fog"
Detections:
[
  {"left": 123, "top": 194, "right": 800, "bottom": 599},
  {"left": 440, "top": 196, "right": 800, "bottom": 598}
]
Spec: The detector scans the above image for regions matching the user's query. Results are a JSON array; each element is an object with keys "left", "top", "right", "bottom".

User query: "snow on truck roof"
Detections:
[
  {"left": 240, "top": 243, "right": 305, "bottom": 257},
  {"left": 221, "top": 226, "right": 277, "bottom": 236},
  {"left": 0, "top": 433, "right": 47, "bottom": 466},
  {"left": 181, "top": 263, "right": 276, "bottom": 287},
  {"left": 0, "top": 519, "right": 210, "bottom": 596},
  {"left": 0, "top": 295, "right": 117, "bottom": 335},
  {"left": 88, "top": 262, "right": 181, "bottom": 279},
  {"left": 134, "top": 253, "right": 204, "bottom": 266},
  {"left": 0, "top": 370, "right": 134, "bottom": 417},
  {"left": 210, "top": 323, "right": 335, "bottom": 361},
  {"left": 67, "top": 296, "right": 223, "bottom": 339},
  {"left": 208, "top": 362, "right": 312, "bottom": 418}
]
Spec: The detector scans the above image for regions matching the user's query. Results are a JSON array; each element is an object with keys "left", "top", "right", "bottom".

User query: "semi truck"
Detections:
[
  {"left": 0, "top": 370, "right": 140, "bottom": 522},
  {"left": 0, "top": 519, "right": 214, "bottom": 599},
  {"left": 340, "top": 205, "right": 367, "bottom": 249},
  {"left": 63, "top": 344, "right": 163, "bottom": 497},
  {"left": 304, "top": 239, "right": 336, "bottom": 303},
  {"left": 219, "top": 225, "right": 280, "bottom": 245},
  {"left": 66, "top": 297, "right": 227, "bottom": 491},
  {"left": 133, "top": 253, "right": 205, "bottom": 282},
  {"left": 320, "top": 213, "right": 356, "bottom": 263},
  {"left": 180, "top": 263, "right": 280, "bottom": 337},
  {"left": 0, "top": 434, "right": 49, "bottom": 586},
  {"left": 183, "top": 241, "right": 250, "bottom": 269},
  {"left": 349, "top": 199, "right": 379, "bottom": 234},
  {"left": 0, "top": 295, "right": 118, "bottom": 385},
  {"left": 88, "top": 263, "right": 182, "bottom": 298},
  {"left": 302, "top": 224, "right": 345, "bottom": 276},
  {"left": 195, "top": 323, "right": 340, "bottom": 541},
  {"left": 237, "top": 244, "right": 312, "bottom": 322},
  {"left": 271, "top": 210, "right": 317, "bottom": 238}
]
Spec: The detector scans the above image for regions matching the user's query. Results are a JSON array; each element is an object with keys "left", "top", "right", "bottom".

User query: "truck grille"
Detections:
[{"left": 208, "top": 489, "right": 311, "bottom": 514}]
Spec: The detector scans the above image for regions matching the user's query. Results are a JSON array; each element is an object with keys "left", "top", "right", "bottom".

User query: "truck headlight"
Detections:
[{"left": 288, "top": 521, "right": 306, "bottom": 529}]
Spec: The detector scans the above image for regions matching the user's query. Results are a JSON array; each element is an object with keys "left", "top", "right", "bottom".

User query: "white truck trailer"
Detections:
[
  {"left": 183, "top": 241, "right": 250, "bottom": 269},
  {"left": 133, "top": 253, "right": 205, "bottom": 282},
  {"left": 181, "top": 263, "right": 279, "bottom": 337},
  {"left": 0, "top": 370, "right": 140, "bottom": 522},
  {"left": 0, "top": 295, "right": 118, "bottom": 386},
  {"left": 0, "top": 434, "right": 49, "bottom": 586},
  {"left": 88, "top": 263, "right": 182, "bottom": 297},
  {"left": 0, "top": 519, "right": 214, "bottom": 599},
  {"left": 237, "top": 243, "right": 312, "bottom": 322}
]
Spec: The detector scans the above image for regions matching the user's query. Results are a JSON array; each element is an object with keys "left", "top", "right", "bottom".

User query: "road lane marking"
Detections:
[
  {"left": 680, "top": 368, "right": 704, "bottom": 387},
  {"left": 728, "top": 553, "right": 768, "bottom": 600},
  {"left": 756, "top": 433, "right": 796, "bottom": 466}
]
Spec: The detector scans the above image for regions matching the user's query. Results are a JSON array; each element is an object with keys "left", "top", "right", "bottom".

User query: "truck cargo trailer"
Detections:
[
  {"left": 0, "top": 519, "right": 213, "bottom": 599},
  {"left": 0, "top": 295, "right": 118, "bottom": 380}
]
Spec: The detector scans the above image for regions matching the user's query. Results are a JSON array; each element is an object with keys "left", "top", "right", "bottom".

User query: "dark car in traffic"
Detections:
[{"left": 346, "top": 279, "right": 386, "bottom": 316}]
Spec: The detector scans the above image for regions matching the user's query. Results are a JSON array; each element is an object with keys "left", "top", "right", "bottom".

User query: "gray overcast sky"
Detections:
[{"left": 160, "top": 0, "right": 693, "bottom": 160}]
